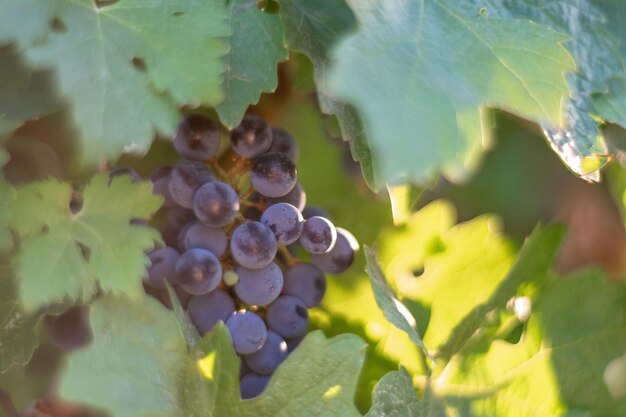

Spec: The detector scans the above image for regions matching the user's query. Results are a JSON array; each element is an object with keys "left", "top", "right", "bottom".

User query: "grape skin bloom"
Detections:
[{"left": 230, "top": 221, "right": 278, "bottom": 269}]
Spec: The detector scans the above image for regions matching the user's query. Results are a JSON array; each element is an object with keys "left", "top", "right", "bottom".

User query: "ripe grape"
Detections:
[
  {"left": 299, "top": 216, "right": 337, "bottom": 254},
  {"left": 266, "top": 183, "right": 306, "bottom": 212},
  {"left": 150, "top": 166, "right": 177, "bottom": 208},
  {"left": 192, "top": 181, "right": 239, "bottom": 227},
  {"left": 176, "top": 248, "right": 222, "bottom": 295},
  {"left": 178, "top": 220, "right": 228, "bottom": 257},
  {"left": 234, "top": 262, "right": 283, "bottom": 306},
  {"left": 282, "top": 263, "right": 326, "bottom": 308},
  {"left": 266, "top": 295, "right": 309, "bottom": 338},
  {"left": 173, "top": 114, "right": 221, "bottom": 161},
  {"left": 226, "top": 310, "right": 267, "bottom": 354},
  {"left": 188, "top": 289, "right": 236, "bottom": 334},
  {"left": 230, "top": 221, "right": 277, "bottom": 269},
  {"left": 240, "top": 373, "right": 270, "bottom": 399},
  {"left": 145, "top": 247, "right": 180, "bottom": 289},
  {"left": 311, "top": 228, "right": 359, "bottom": 274},
  {"left": 260, "top": 202, "right": 304, "bottom": 245},
  {"left": 168, "top": 162, "right": 215, "bottom": 208},
  {"left": 251, "top": 152, "right": 297, "bottom": 198},
  {"left": 244, "top": 330, "right": 288, "bottom": 375},
  {"left": 267, "top": 128, "right": 298, "bottom": 161},
  {"left": 230, "top": 115, "right": 273, "bottom": 158},
  {"left": 46, "top": 306, "right": 92, "bottom": 351}
]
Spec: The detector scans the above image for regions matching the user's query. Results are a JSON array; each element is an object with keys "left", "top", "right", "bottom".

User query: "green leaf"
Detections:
[
  {"left": 278, "top": 0, "right": 381, "bottom": 188},
  {"left": 326, "top": 0, "right": 575, "bottom": 184},
  {"left": 0, "top": 176, "right": 13, "bottom": 251},
  {"left": 59, "top": 295, "right": 188, "bottom": 417},
  {"left": 0, "top": 46, "right": 61, "bottom": 133},
  {"left": 0, "top": 0, "right": 229, "bottom": 164},
  {"left": 365, "top": 369, "right": 421, "bottom": 417},
  {"left": 433, "top": 270, "right": 626, "bottom": 416},
  {"left": 10, "top": 173, "right": 162, "bottom": 311},
  {"left": 215, "top": 0, "right": 287, "bottom": 127},
  {"left": 165, "top": 283, "right": 200, "bottom": 348},
  {"left": 365, "top": 246, "right": 429, "bottom": 356},
  {"left": 0, "top": 261, "right": 38, "bottom": 372},
  {"left": 185, "top": 326, "right": 364, "bottom": 417}
]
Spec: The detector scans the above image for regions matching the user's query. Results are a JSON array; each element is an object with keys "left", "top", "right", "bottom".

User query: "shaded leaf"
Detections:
[
  {"left": 59, "top": 295, "right": 188, "bottom": 417},
  {"left": 10, "top": 173, "right": 162, "bottom": 311},
  {"left": 216, "top": 0, "right": 287, "bottom": 127},
  {"left": 327, "top": 0, "right": 574, "bottom": 184},
  {"left": 0, "top": 0, "right": 229, "bottom": 164},
  {"left": 365, "top": 369, "right": 421, "bottom": 417}
]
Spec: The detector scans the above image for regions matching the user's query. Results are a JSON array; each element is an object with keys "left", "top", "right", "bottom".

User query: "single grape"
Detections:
[
  {"left": 234, "top": 262, "right": 283, "bottom": 306},
  {"left": 266, "top": 295, "right": 309, "bottom": 338},
  {"left": 251, "top": 153, "right": 297, "bottom": 198},
  {"left": 168, "top": 162, "right": 215, "bottom": 208},
  {"left": 282, "top": 263, "right": 326, "bottom": 308},
  {"left": 230, "top": 221, "right": 277, "bottom": 269},
  {"left": 173, "top": 114, "right": 221, "bottom": 161},
  {"left": 145, "top": 247, "right": 180, "bottom": 289},
  {"left": 267, "top": 128, "right": 298, "bottom": 161},
  {"left": 266, "top": 183, "right": 306, "bottom": 212},
  {"left": 188, "top": 289, "right": 236, "bottom": 334},
  {"left": 244, "top": 330, "right": 288, "bottom": 375},
  {"left": 311, "top": 228, "right": 359, "bottom": 274},
  {"left": 299, "top": 216, "right": 337, "bottom": 254},
  {"left": 46, "top": 306, "right": 92, "bottom": 351},
  {"left": 240, "top": 373, "right": 270, "bottom": 399},
  {"left": 226, "top": 310, "right": 267, "bottom": 354},
  {"left": 230, "top": 115, "right": 273, "bottom": 158},
  {"left": 302, "top": 206, "right": 330, "bottom": 220},
  {"left": 192, "top": 181, "right": 239, "bottom": 227},
  {"left": 178, "top": 220, "right": 228, "bottom": 257},
  {"left": 175, "top": 248, "right": 222, "bottom": 295},
  {"left": 149, "top": 166, "right": 177, "bottom": 207},
  {"left": 260, "top": 202, "right": 304, "bottom": 245}
]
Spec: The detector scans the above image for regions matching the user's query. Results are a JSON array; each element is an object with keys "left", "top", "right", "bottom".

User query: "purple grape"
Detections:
[
  {"left": 240, "top": 373, "right": 270, "bottom": 399},
  {"left": 173, "top": 114, "right": 221, "bottom": 161},
  {"left": 266, "top": 183, "right": 306, "bottom": 212},
  {"left": 178, "top": 220, "right": 228, "bottom": 257},
  {"left": 243, "top": 330, "right": 288, "bottom": 375},
  {"left": 150, "top": 166, "right": 177, "bottom": 207},
  {"left": 163, "top": 206, "right": 196, "bottom": 248},
  {"left": 188, "top": 289, "right": 236, "bottom": 334},
  {"left": 175, "top": 248, "right": 222, "bottom": 295},
  {"left": 285, "top": 334, "right": 305, "bottom": 353},
  {"left": 266, "top": 295, "right": 309, "bottom": 338},
  {"left": 230, "top": 221, "right": 277, "bottom": 269},
  {"left": 260, "top": 202, "right": 304, "bottom": 245},
  {"left": 168, "top": 162, "right": 215, "bottom": 208},
  {"left": 302, "top": 206, "right": 330, "bottom": 220},
  {"left": 251, "top": 153, "right": 297, "bottom": 198},
  {"left": 299, "top": 216, "right": 337, "bottom": 254},
  {"left": 145, "top": 247, "right": 180, "bottom": 289},
  {"left": 267, "top": 128, "right": 298, "bottom": 161},
  {"left": 230, "top": 115, "right": 273, "bottom": 158},
  {"left": 192, "top": 181, "right": 239, "bottom": 227},
  {"left": 282, "top": 263, "right": 326, "bottom": 308},
  {"left": 311, "top": 228, "right": 359, "bottom": 274},
  {"left": 234, "top": 262, "right": 283, "bottom": 306},
  {"left": 226, "top": 310, "right": 267, "bottom": 354}
]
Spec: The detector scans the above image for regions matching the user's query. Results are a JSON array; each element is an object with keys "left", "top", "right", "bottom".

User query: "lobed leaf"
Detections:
[
  {"left": 327, "top": 0, "right": 575, "bottom": 185},
  {"left": 10, "top": 173, "right": 163, "bottom": 311}
]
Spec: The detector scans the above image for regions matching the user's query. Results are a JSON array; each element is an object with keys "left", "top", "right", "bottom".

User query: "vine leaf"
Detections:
[
  {"left": 0, "top": 0, "right": 229, "bottom": 164},
  {"left": 0, "top": 262, "right": 38, "bottom": 373},
  {"left": 365, "top": 368, "right": 421, "bottom": 417},
  {"left": 10, "top": 173, "right": 162, "bottom": 311},
  {"left": 326, "top": 0, "right": 574, "bottom": 185},
  {"left": 215, "top": 0, "right": 288, "bottom": 127},
  {"left": 59, "top": 296, "right": 188, "bottom": 417}
]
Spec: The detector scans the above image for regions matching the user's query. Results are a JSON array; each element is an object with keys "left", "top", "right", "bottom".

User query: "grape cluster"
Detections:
[{"left": 139, "top": 114, "right": 359, "bottom": 399}]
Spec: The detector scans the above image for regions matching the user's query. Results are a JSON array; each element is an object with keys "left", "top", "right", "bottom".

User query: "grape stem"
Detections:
[{"left": 277, "top": 246, "right": 299, "bottom": 267}]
